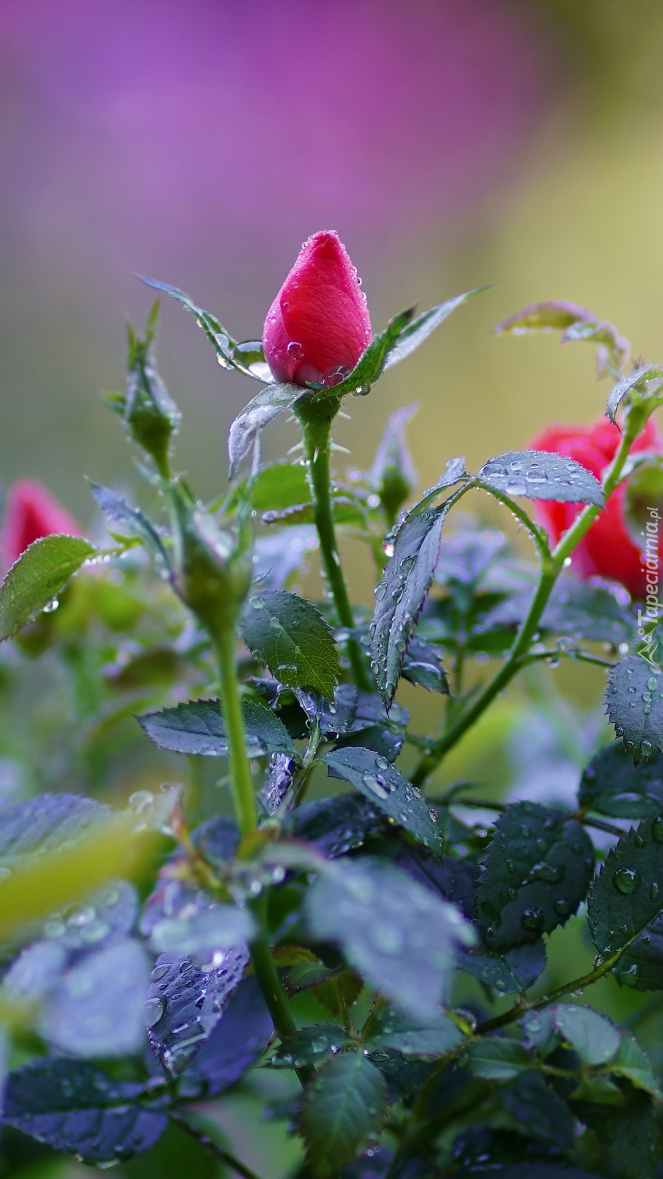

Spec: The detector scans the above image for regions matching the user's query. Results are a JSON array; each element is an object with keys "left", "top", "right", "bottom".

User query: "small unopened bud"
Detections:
[
  {"left": 124, "top": 305, "right": 181, "bottom": 472},
  {"left": 168, "top": 487, "right": 250, "bottom": 636},
  {"left": 369, "top": 404, "right": 418, "bottom": 524}
]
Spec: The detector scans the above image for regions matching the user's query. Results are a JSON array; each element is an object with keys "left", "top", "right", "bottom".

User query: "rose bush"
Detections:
[{"left": 1, "top": 252, "right": 663, "bottom": 1179}]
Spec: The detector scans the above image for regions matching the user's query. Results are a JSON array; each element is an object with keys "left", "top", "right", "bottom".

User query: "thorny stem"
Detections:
[
  {"left": 168, "top": 1111, "right": 264, "bottom": 1179},
  {"left": 410, "top": 407, "right": 648, "bottom": 787},
  {"left": 295, "top": 395, "right": 372, "bottom": 691}
]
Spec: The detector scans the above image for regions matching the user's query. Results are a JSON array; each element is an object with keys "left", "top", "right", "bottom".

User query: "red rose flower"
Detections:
[
  {"left": 530, "top": 416, "right": 662, "bottom": 600},
  {"left": 0, "top": 480, "right": 81, "bottom": 568},
  {"left": 263, "top": 231, "right": 371, "bottom": 388}
]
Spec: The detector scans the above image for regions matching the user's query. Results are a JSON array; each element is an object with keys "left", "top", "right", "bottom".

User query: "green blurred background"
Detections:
[{"left": 3, "top": 2, "right": 663, "bottom": 1175}]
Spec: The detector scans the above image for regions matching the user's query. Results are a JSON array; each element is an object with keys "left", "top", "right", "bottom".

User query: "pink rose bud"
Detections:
[
  {"left": 263, "top": 231, "right": 371, "bottom": 387},
  {"left": 0, "top": 480, "right": 81, "bottom": 567}
]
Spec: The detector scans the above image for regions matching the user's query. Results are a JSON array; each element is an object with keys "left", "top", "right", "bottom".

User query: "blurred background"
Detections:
[{"left": 3, "top": 3, "right": 663, "bottom": 1175}]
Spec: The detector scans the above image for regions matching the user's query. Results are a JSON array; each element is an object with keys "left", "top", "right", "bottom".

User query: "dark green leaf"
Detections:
[
  {"left": 269, "top": 1024, "right": 353, "bottom": 1069},
  {"left": 322, "top": 746, "right": 442, "bottom": 851},
  {"left": 242, "top": 589, "right": 340, "bottom": 698},
  {"left": 228, "top": 383, "right": 305, "bottom": 476},
  {"left": 329, "top": 309, "right": 414, "bottom": 397},
  {"left": 612, "top": 910, "right": 663, "bottom": 991},
  {"left": 579, "top": 1091, "right": 658, "bottom": 1179},
  {"left": 288, "top": 794, "right": 384, "bottom": 858},
  {"left": 89, "top": 483, "right": 172, "bottom": 569},
  {"left": 457, "top": 941, "right": 546, "bottom": 995},
  {"left": 173, "top": 977, "right": 273, "bottom": 1099},
  {"left": 0, "top": 535, "right": 97, "bottom": 641},
  {"left": 299, "top": 1051, "right": 387, "bottom": 1178},
  {"left": 383, "top": 288, "right": 485, "bottom": 370},
  {"left": 137, "top": 697, "right": 295, "bottom": 757},
  {"left": 478, "top": 450, "right": 604, "bottom": 507},
  {"left": 606, "top": 656, "right": 663, "bottom": 760},
  {"left": 551, "top": 1004, "right": 620, "bottom": 1065},
  {"left": 305, "top": 858, "right": 474, "bottom": 1021},
  {"left": 371, "top": 498, "right": 457, "bottom": 704},
  {"left": 369, "top": 1012, "right": 463, "bottom": 1058},
  {"left": 2, "top": 1058, "right": 166, "bottom": 1165},
  {"left": 610, "top": 1032, "right": 663, "bottom": 1099},
  {"left": 500, "top": 1071, "right": 574, "bottom": 1146},
  {"left": 606, "top": 364, "right": 663, "bottom": 424},
  {"left": 463, "top": 1037, "right": 530, "bottom": 1080},
  {"left": 394, "top": 843, "right": 479, "bottom": 919},
  {"left": 587, "top": 817, "right": 663, "bottom": 965},
  {"left": 475, "top": 801, "right": 595, "bottom": 949},
  {"left": 262, "top": 494, "right": 367, "bottom": 529},
  {"left": 413, "top": 456, "right": 468, "bottom": 511},
  {"left": 401, "top": 635, "right": 448, "bottom": 693},
  {"left": 579, "top": 740, "right": 663, "bottom": 819}
]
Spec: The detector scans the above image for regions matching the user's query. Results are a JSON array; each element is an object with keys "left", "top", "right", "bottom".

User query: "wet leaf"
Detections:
[
  {"left": 242, "top": 589, "right": 340, "bottom": 698},
  {"left": 579, "top": 740, "right": 663, "bottom": 819},
  {"left": 149, "top": 903, "right": 255, "bottom": 960},
  {"left": 605, "top": 656, "right": 663, "bottom": 761},
  {"left": 329, "top": 309, "right": 414, "bottom": 396},
  {"left": 400, "top": 635, "right": 448, "bottom": 693},
  {"left": 0, "top": 535, "right": 97, "bottom": 641},
  {"left": 2, "top": 1058, "right": 166, "bottom": 1165},
  {"left": 371, "top": 499, "right": 456, "bottom": 704},
  {"left": 146, "top": 947, "right": 249, "bottom": 1075},
  {"left": 551, "top": 1004, "right": 620, "bottom": 1065},
  {"left": 587, "top": 818, "right": 663, "bottom": 983},
  {"left": 579, "top": 1091, "right": 658, "bottom": 1179},
  {"left": 500, "top": 1071, "right": 574, "bottom": 1146},
  {"left": 223, "top": 459, "right": 310, "bottom": 515},
  {"left": 269, "top": 1024, "right": 353, "bottom": 1069},
  {"left": 299, "top": 1051, "right": 387, "bottom": 1178},
  {"left": 606, "top": 364, "right": 663, "bottom": 424},
  {"left": 174, "top": 975, "right": 273, "bottom": 1098},
  {"left": 137, "top": 697, "right": 295, "bottom": 757},
  {"left": 383, "top": 289, "right": 485, "bottom": 370},
  {"left": 305, "top": 858, "right": 474, "bottom": 1021},
  {"left": 322, "top": 746, "right": 442, "bottom": 851},
  {"left": 478, "top": 450, "right": 604, "bottom": 506},
  {"left": 261, "top": 752, "right": 297, "bottom": 816},
  {"left": 463, "top": 1038, "right": 530, "bottom": 1080},
  {"left": 475, "top": 801, "right": 595, "bottom": 949},
  {"left": 89, "top": 482, "right": 171, "bottom": 568},
  {"left": 288, "top": 794, "right": 384, "bottom": 858},
  {"left": 457, "top": 941, "right": 546, "bottom": 995},
  {"left": 228, "top": 383, "right": 305, "bottom": 476}
]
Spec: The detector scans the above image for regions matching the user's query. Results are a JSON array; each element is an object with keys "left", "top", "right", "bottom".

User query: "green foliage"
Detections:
[
  {"left": 0, "top": 535, "right": 96, "bottom": 640},
  {"left": 241, "top": 588, "right": 340, "bottom": 698},
  {"left": 299, "top": 1052, "right": 387, "bottom": 1177},
  {"left": 606, "top": 656, "right": 663, "bottom": 759}
]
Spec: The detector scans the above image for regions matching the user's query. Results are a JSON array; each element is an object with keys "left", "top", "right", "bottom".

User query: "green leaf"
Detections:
[
  {"left": 370, "top": 497, "right": 458, "bottom": 704},
  {"left": 137, "top": 697, "right": 295, "bottom": 757},
  {"left": 368, "top": 1010, "right": 463, "bottom": 1058},
  {"left": 579, "top": 1092, "right": 658, "bottom": 1179},
  {"left": 478, "top": 450, "right": 604, "bottom": 507},
  {"left": 587, "top": 818, "right": 663, "bottom": 967},
  {"left": 475, "top": 801, "right": 595, "bottom": 949},
  {"left": 606, "top": 364, "right": 663, "bottom": 424},
  {"left": 571, "top": 1076, "right": 625, "bottom": 1104},
  {"left": 500, "top": 1071, "right": 575, "bottom": 1147},
  {"left": 223, "top": 460, "right": 310, "bottom": 516},
  {"left": 606, "top": 656, "right": 663, "bottom": 760},
  {"left": 2, "top": 1058, "right": 166, "bottom": 1166},
  {"left": 579, "top": 740, "right": 663, "bottom": 819},
  {"left": 262, "top": 494, "right": 367, "bottom": 529},
  {"left": 400, "top": 635, "right": 449, "bottom": 693},
  {"left": 269, "top": 1025, "right": 353, "bottom": 1069},
  {"left": 329, "top": 309, "right": 415, "bottom": 397},
  {"left": 228, "top": 383, "right": 306, "bottom": 476},
  {"left": 139, "top": 277, "right": 254, "bottom": 376},
  {"left": 242, "top": 589, "right": 340, "bottom": 698},
  {"left": 305, "top": 858, "right": 474, "bottom": 1022},
  {"left": 299, "top": 1051, "right": 387, "bottom": 1178},
  {"left": 610, "top": 1032, "right": 663, "bottom": 1099},
  {"left": 462, "top": 1037, "right": 530, "bottom": 1080},
  {"left": 321, "top": 746, "right": 442, "bottom": 851},
  {"left": 89, "top": 483, "right": 171, "bottom": 570},
  {"left": 383, "top": 288, "right": 486, "bottom": 370},
  {"left": 551, "top": 1004, "right": 621, "bottom": 1065},
  {"left": 457, "top": 941, "right": 546, "bottom": 995},
  {"left": 496, "top": 300, "right": 630, "bottom": 376},
  {"left": 0, "top": 535, "right": 97, "bottom": 641},
  {"left": 149, "top": 903, "right": 255, "bottom": 959},
  {"left": 623, "top": 454, "right": 663, "bottom": 549}
]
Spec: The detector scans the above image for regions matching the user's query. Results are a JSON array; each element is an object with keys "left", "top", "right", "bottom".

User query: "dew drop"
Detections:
[
  {"left": 613, "top": 867, "right": 640, "bottom": 894},
  {"left": 143, "top": 997, "right": 165, "bottom": 1028}
]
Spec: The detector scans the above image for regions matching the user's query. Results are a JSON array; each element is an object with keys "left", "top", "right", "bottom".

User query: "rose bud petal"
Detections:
[
  {"left": 0, "top": 480, "right": 82, "bottom": 567},
  {"left": 530, "top": 416, "right": 662, "bottom": 600},
  {"left": 263, "top": 230, "right": 371, "bottom": 388}
]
